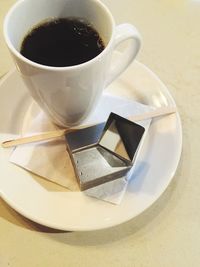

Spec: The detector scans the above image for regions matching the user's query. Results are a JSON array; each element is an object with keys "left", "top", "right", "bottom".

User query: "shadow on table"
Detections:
[
  {"left": 1, "top": 167, "right": 186, "bottom": 245},
  {"left": 0, "top": 198, "right": 65, "bottom": 233},
  {"left": 0, "top": 132, "right": 188, "bottom": 245},
  {"left": 48, "top": 179, "right": 179, "bottom": 246}
]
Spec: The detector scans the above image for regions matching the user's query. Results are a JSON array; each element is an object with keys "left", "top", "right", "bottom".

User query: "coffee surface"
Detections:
[{"left": 20, "top": 18, "right": 105, "bottom": 67}]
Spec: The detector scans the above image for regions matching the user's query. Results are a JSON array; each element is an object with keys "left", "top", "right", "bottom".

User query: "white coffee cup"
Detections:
[{"left": 4, "top": 0, "right": 141, "bottom": 127}]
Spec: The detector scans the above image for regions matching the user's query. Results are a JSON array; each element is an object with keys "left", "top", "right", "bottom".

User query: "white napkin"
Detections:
[{"left": 10, "top": 93, "right": 152, "bottom": 204}]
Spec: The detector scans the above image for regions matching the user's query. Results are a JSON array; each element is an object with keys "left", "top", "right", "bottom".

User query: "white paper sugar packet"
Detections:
[{"left": 10, "top": 93, "right": 152, "bottom": 204}]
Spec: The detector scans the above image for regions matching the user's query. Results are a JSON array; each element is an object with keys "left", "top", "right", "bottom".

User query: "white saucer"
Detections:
[{"left": 0, "top": 55, "right": 182, "bottom": 231}]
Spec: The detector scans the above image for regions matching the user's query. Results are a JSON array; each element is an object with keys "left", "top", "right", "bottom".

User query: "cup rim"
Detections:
[{"left": 3, "top": 0, "right": 115, "bottom": 71}]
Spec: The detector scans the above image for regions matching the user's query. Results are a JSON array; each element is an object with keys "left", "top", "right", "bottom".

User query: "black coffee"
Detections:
[{"left": 20, "top": 18, "right": 105, "bottom": 67}]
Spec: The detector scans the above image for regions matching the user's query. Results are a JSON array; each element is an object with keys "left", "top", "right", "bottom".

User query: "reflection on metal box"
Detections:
[{"left": 65, "top": 113, "right": 145, "bottom": 191}]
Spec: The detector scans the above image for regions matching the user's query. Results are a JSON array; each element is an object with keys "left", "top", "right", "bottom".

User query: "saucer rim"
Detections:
[{"left": 0, "top": 59, "right": 182, "bottom": 231}]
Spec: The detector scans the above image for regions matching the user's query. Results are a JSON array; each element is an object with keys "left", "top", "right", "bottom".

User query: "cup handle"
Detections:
[{"left": 106, "top": 23, "right": 141, "bottom": 86}]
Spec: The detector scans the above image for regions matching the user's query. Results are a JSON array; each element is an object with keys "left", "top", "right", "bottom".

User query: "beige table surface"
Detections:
[{"left": 0, "top": 0, "right": 200, "bottom": 266}]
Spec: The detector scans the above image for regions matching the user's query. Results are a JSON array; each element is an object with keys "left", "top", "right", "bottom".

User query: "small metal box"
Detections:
[{"left": 65, "top": 113, "right": 145, "bottom": 191}]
